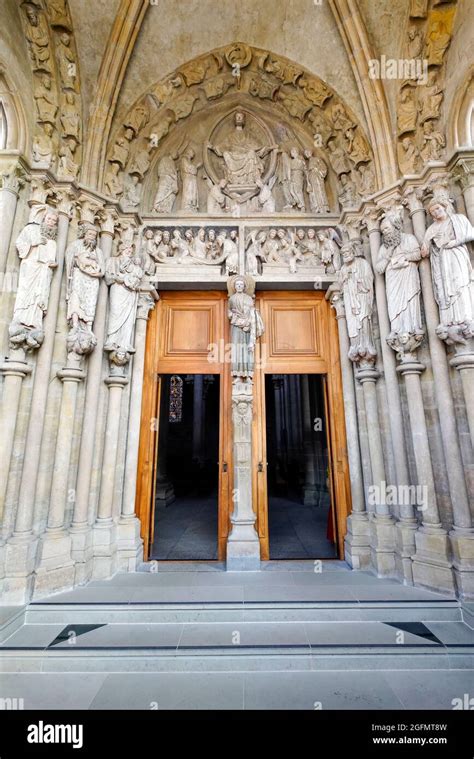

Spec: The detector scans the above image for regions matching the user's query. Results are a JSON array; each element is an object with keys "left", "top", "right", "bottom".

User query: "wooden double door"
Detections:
[{"left": 136, "top": 290, "right": 351, "bottom": 561}]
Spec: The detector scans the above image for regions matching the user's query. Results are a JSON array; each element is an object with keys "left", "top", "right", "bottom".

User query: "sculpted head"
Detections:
[
  {"left": 162, "top": 230, "right": 170, "bottom": 243},
  {"left": 83, "top": 226, "right": 98, "bottom": 248},
  {"left": 380, "top": 214, "right": 403, "bottom": 246},
  {"left": 427, "top": 198, "right": 448, "bottom": 221},
  {"left": 296, "top": 229, "right": 306, "bottom": 240},
  {"left": 234, "top": 277, "right": 246, "bottom": 293},
  {"left": 307, "top": 228, "right": 316, "bottom": 240},
  {"left": 234, "top": 111, "right": 245, "bottom": 128}
]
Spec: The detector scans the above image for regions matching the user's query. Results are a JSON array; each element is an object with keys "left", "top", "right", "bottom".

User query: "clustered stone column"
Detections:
[
  {"left": 117, "top": 289, "right": 158, "bottom": 570},
  {"left": 34, "top": 199, "right": 106, "bottom": 597},
  {"left": 364, "top": 209, "right": 416, "bottom": 583},
  {"left": 406, "top": 187, "right": 473, "bottom": 596},
  {"left": 327, "top": 284, "right": 370, "bottom": 569},
  {"left": 375, "top": 205, "right": 454, "bottom": 594},
  {"left": 4, "top": 190, "right": 74, "bottom": 603},
  {"left": 338, "top": 239, "right": 396, "bottom": 577},
  {"left": 0, "top": 161, "right": 26, "bottom": 273},
  {"left": 69, "top": 208, "right": 117, "bottom": 584},
  {"left": 91, "top": 225, "right": 144, "bottom": 579}
]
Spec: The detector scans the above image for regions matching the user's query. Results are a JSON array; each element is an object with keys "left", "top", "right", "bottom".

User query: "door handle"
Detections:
[
  {"left": 258, "top": 461, "right": 267, "bottom": 472},
  {"left": 222, "top": 462, "right": 228, "bottom": 472}
]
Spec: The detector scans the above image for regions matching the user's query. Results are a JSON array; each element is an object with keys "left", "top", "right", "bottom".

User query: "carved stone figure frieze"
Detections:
[
  {"left": 377, "top": 211, "right": 424, "bottom": 358},
  {"left": 398, "top": 136, "right": 421, "bottom": 175},
  {"left": 104, "top": 162, "right": 124, "bottom": 198},
  {"left": 124, "top": 102, "right": 149, "bottom": 137},
  {"left": 338, "top": 241, "right": 376, "bottom": 364},
  {"left": 245, "top": 227, "right": 331, "bottom": 275},
  {"left": 9, "top": 207, "right": 59, "bottom": 351},
  {"left": 227, "top": 274, "right": 264, "bottom": 378},
  {"left": 65, "top": 224, "right": 105, "bottom": 355},
  {"left": 397, "top": 87, "right": 418, "bottom": 135},
  {"left": 338, "top": 173, "right": 358, "bottom": 208},
  {"left": 419, "top": 70, "right": 443, "bottom": 123},
  {"left": 327, "top": 138, "right": 352, "bottom": 176},
  {"left": 421, "top": 197, "right": 474, "bottom": 344},
  {"left": 317, "top": 230, "right": 341, "bottom": 272},
  {"left": 142, "top": 226, "right": 239, "bottom": 273}
]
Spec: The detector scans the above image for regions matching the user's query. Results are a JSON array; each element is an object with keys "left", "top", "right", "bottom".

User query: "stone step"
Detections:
[
  {"left": 25, "top": 599, "right": 462, "bottom": 625},
  {"left": 1, "top": 618, "right": 473, "bottom": 672}
]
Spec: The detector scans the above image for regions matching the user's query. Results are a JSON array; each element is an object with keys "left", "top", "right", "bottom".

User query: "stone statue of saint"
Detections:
[
  {"left": 65, "top": 224, "right": 105, "bottom": 354},
  {"left": 227, "top": 274, "right": 264, "bottom": 378},
  {"left": 104, "top": 242, "right": 144, "bottom": 361},
  {"left": 304, "top": 149, "right": 329, "bottom": 213},
  {"left": 339, "top": 241, "right": 376, "bottom": 363},
  {"left": 153, "top": 153, "right": 179, "bottom": 213},
  {"left": 377, "top": 212, "right": 424, "bottom": 352},
  {"left": 207, "top": 111, "right": 275, "bottom": 186},
  {"left": 179, "top": 147, "right": 202, "bottom": 211},
  {"left": 421, "top": 197, "right": 474, "bottom": 343},
  {"left": 279, "top": 147, "right": 306, "bottom": 210},
  {"left": 9, "top": 207, "right": 59, "bottom": 350}
]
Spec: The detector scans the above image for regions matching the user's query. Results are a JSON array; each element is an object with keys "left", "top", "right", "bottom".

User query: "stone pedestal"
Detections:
[
  {"left": 344, "top": 512, "right": 371, "bottom": 569},
  {"left": 450, "top": 530, "right": 474, "bottom": 599},
  {"left": 226, "top": 378, "right": 260, "bottom": 570},
  {"left": 412, "top": 527, "right": 456, "bottom": 596}
]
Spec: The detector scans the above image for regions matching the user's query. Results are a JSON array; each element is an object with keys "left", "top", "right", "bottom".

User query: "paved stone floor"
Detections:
[
  {"left": 151, "top": 496, "right": 336, "bottom": 560},
  {"left": 1, "top": 562, "right": 473, "bottom": 710}
]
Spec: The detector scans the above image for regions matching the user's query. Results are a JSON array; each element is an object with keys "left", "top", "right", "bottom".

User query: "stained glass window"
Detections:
[
  {"left": 169, "top": 375, "right": 183, "bottom": 423},
  {"left": 0, "top": 102, "right": 7, "bottom": 150}
]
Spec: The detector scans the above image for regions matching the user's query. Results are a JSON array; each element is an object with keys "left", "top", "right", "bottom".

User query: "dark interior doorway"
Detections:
[
  {"left": 265, "top": 374, "right": 337, "bottom": 559},
  {"left": 151, "top": 374, "right": 219, "bottom": 560}
]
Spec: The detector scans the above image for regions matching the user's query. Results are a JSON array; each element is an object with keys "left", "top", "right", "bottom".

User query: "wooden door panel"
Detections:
[
  {"left": 157, "top": 292, "right": 224, "bottom": 374},
  {"left": 259, "top": 293, "right": 328, "bottom": 373}
]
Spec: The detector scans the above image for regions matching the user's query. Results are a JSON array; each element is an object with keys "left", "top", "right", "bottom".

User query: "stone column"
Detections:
[
  {"left": 33, "top": 354, "right": 85, "bottom": 598},
  {"left": 117, "top": 291, "right": 157, "bottom": 571},
  {"left": 406, "top": 188, "right": 470, "bottom": 596},
  {"left": 355, "top": 360, "right": 397, "bottom": 577},
  {"left": 92, "top": 365, "right": 129, "bottom": 579},
  {"left": 451, "top": 160, "right": 474, "bottom": 451},
  {"left": 365, "top": 211, "right": 417, "bottom": 582},
  {"left": 327, "top": 285, "right": 370, "bottom": 569},
  {"left": 396, "top": 353, "right": 454, "bottom": 594},
  {"left": 69, "top": 209, "right": 116, "bottom": 584},
  {"left": 0, "top": 161, "right": 25, "bottom": 273},
  {"left": 0, "top": 349, "right": 32, "bottom": 520},
  {"left": 4, "top": 190, "right": 74, "bottom": 604},
  {"left": 226, "top": 378, "right": 260, "bottom": 570}
]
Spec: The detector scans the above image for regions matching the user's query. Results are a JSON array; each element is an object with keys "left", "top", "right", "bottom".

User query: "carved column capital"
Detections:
[
  {"left": 362, "top": 208, "right": 381, "bottom": 234},
  {"left": 98, "top": 207, "right": 118, "bottom": 237},
  {"left": 76, "top": 196, "right": 103, "bottom": 226},
  {"left": 402, "top": 186, "right": 425, "bottom": 215},
  {"left": 28, "top": 177, "right": 53, "bottom": 208},
  {"left": 0, "top": 162, "right": 27, "bottom": 195},
  {"left": 387, "top": 331, "right": 425, "bottom": 364},
  {"left": 354, "top": 360, "right": 379, "bottom": 383},
  {"left": 326, "top": 283, "right": 345, "bottom": 319},
  {"left": 136, "top": 290, "right": 157, "bottom": 320},
  {"left": 451, "top": 158, "right": 474, "bottom": 192},
  {"left": 55, "top": 188, "right": 75, "bottom": 217}
]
